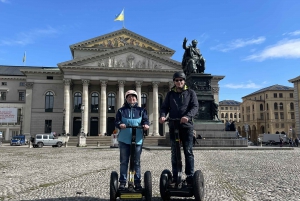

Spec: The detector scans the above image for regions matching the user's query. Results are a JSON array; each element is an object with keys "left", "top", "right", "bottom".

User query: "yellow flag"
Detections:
[
  {"left": 114, "top": 9, "right": 124, "bottom": 21},
  {"left": 22, "top": 51, "right": 26, "bottom": 62}
]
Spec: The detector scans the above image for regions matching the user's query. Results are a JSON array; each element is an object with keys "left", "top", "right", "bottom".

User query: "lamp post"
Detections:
[
  {"left": 62, "top": 109, "right": 66, "bottom": 135},
  {"left": 80, "top": 104, "right": 85, "bottom": 135},
  {"left": 20, "top": 115, "right": 23, "bottom": 135}
]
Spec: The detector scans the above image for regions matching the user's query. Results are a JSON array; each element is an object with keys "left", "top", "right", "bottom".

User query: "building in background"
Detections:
[
  {"left": 288, "top": 76, "right": 300, "bottom": 139},
  {"left": 237, "top": 84, "right": 295, "bottom": 142},
  {"left": 218, "top": 100, "right": 241, "bottom": 123},
  {"left": 0, "top": 29, "right": 224, "bottom": 141}
]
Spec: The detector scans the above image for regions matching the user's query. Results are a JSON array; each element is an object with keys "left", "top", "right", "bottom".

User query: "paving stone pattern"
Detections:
[{"left": 0, "top": 146, "right": 300, "bottom": 201}]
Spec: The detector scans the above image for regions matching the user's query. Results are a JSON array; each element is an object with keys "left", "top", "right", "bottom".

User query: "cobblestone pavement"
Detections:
[{"left": 0, "top": 145, "right": 300, "bottom": 201}]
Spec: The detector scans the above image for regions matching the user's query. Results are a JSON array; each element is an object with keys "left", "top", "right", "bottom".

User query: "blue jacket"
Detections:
[
  {"left": 115, "top": 102, "right": 149, "bottom": 145},
  {"left": 159, "top": 85, "right": 198, "bottom": 128}
]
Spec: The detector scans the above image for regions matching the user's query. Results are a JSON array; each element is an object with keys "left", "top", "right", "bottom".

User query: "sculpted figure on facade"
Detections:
[{"left": 182, "top": 37, "right": 206, "bottom": 76}]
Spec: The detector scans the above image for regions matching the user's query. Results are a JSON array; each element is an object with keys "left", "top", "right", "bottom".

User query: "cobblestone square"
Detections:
[{"left": 0, "top": 146, "right": 299, "bottom": 201}]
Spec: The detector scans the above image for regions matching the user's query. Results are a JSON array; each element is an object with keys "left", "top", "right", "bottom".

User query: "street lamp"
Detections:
[
  {"left": 80, "top": 104, "right": 85, "bottom": 135},
  {"left": 20, "top": 115, "right": 23, "bottom": 135},
  {"left": 62, "top": 109, "right": 66, "bottom": 135}
]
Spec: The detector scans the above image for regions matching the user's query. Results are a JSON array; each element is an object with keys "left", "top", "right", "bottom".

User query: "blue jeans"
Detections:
[
  {"left": 119, "top": 141, "right": 142, "bottom": 184},
  {"left": 169, "top": 126, "right": 194, "bottom": 179}
]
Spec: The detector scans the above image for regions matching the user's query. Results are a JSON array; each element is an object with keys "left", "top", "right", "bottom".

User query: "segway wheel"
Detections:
[
  {"left": 160, "top": 169, "right": 172, "bottom": 201},
  {"left": 193, "top": 170, "right": 205, "bottom": 201},
  {"left": 144, "top": 171, "right": 152, "bottom": 201},
  {"left": 110, "top": 171, "right": 118, "bottom": 201}
]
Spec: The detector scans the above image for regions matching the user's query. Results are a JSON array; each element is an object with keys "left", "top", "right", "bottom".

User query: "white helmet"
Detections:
[{"left": 125, "top": 90, "right": 138, "bottom": 99}]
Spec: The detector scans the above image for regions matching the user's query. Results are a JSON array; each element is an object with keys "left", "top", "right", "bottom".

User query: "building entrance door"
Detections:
[
  {"left": 90, "top": 117, "right": 99, "bottom": 136},
  {"left": 73, "top": 117, "right": 81, "bottom": 136},
  {"left": 107, "top": 117, "right": 115, "bottom": 136}
]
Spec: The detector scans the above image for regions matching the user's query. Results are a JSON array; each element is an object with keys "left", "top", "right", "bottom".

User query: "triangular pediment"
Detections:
[
  {"left": 69, "top": 29, "right": 175, "bottom": 57},
  {"left": 58, "top": 45, "right": 181, "bottom": 72}
]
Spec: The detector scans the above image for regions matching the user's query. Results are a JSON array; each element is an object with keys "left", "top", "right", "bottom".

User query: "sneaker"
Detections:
[
  {"left": 119, "top": 183, "right": 126, "bottom": 190},
  {"left": 135, "top": 183, "right": 143, "bottom": 191}
]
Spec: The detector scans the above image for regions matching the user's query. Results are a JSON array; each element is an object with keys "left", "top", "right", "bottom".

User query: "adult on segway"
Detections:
[
  {"left": 159, "top": 71, "right": 204, "bottom": 201},
  {"left": 110, "top": 90, "right": 151, "bottom": 201}
]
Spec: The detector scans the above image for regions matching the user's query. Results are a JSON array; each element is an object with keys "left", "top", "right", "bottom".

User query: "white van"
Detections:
[{"left": 33, "top": 134, "right": 63, "bottom": 148}]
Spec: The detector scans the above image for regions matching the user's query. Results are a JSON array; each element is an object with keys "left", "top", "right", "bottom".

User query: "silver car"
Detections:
[{"left": 33, "top": 134, "right": 63, "bottom": 148}]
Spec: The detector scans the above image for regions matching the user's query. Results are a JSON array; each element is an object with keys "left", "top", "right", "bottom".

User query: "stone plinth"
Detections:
[{"left": 77, "top": 135, "right": 87, "bottom": 147}]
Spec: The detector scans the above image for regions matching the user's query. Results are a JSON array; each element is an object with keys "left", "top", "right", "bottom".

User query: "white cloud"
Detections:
[
  {"left": 283, "top": 30, "right": 300, "bottom": 36},
  {"left": 211, "top": 37, "right": 265, "bottom": 52},
  {"left": 0, "top": 0, "right": 9, "bottom": 3},
  {"left": 223, "top": 81, "right": 262, "bottom": 89},
  {"left": 244, "top": 38, "right": 300, "bottom": 61},
  {"left": 0, "top": 26, "right": 58, "bottom": 46}
]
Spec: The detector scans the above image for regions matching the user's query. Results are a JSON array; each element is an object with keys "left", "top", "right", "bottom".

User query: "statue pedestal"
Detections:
[{"left": 77, "top": 133, "right": 86, "bottom": 147}]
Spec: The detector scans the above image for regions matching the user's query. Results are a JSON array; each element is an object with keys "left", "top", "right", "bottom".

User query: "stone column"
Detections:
[
  {"left": 118, "top": 81, "right": 125, "bottom": 109},
  {"left": 135, "top": 81, "right": 143, "bottom": 107},
  {"left": 82, "top": 80, "right": 90, "bottom": 134},
  {"left": 152, "top": 81, "right": 160, "bottom": 136},
  {"left": 63, "top": 79, "right": 71, "bottom": 135},
  {"left": 100, "top": 80, "right": 107, "bottom": 135},
  {"left": 23, "top": 82, "right": 33, "bottom": 137}
]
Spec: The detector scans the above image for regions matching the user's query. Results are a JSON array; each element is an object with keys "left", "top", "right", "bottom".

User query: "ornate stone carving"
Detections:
[
  {"left": 82, "top": 79, "right": 90, "bottom": 86},
  {"left": 135, "top": 81, "right": 143, "bottom": 88},
  {"left": 127, "top": 55, "right": 135, "bottom": 68},
  {"left": 63, "top": 79, "right": 72, "bottom": 86},
  {"left": 25, "top": 82, "right": 34, "bottom": 89},
  {"left": 152, "top": 81, "right": 160, "bottom": 88},
  {"left": 118, "top": 81, "right": 126, "bottom": 86},
  {"left": 100, "top": 80, "right": 108, "bottom": 87},
  {"left": 212, "top": 87, "right": 219, "bottom": 93}
]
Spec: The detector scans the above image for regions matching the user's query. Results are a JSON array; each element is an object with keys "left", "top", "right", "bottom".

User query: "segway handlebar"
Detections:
[{"left": 125, "top": 125, "right": 144, "bottom": 129}]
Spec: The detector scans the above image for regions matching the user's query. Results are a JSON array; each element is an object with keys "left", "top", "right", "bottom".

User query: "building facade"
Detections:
[
  {"left": 0, "top": 29, "right": 224, "bottom": 141},
  {"left": 218, "top": 100, "right": 241, "bottom": 123},
  {"left": 237, "top": 84, "right": 296, "bottom": 142},
  {"left": 288, "top": 76, "right": 300, "bottom": 138}
]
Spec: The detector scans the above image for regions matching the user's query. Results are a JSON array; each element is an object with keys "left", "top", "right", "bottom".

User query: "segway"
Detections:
[
  {"left": 110, "top": 125, "right": 152, "bottom": 201},
  {"left": 159, "top": 118, "right": 204, "bottom": 201}
]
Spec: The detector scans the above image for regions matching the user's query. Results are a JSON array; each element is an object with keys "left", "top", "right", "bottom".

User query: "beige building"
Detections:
[
  {"left": 288, "top": 76, "right": 300, "bottom": 138},
  {"left": 237, "top": 84, "right": 295, "bottom": 142},
  {"left": 219, "top": 100, "right": 241, "bottom": 123},
  {"left": 0, "top": 29, "right": 224, "bottom": 141}
]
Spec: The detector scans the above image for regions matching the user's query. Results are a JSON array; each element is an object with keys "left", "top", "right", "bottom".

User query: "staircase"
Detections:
[{"left": 67, "top": 135, "right": 165, "bottom": 147}]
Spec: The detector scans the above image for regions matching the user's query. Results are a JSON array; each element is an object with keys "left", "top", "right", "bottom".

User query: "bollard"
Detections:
[
  {"left": 97, "top": 141, "right": 100, "bottom": 147},
  {"left": 28, "top": 141, "right": 32, "bottom": 148},
  {"left": 64, "top": 142, "right": 67, "bottom": 148}
]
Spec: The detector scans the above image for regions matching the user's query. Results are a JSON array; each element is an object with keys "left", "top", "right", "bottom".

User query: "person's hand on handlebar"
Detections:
[
  {"left": 119, "top": 124, "right": 126, "bottom": 129},
  {"left": 143, "top": 125, "right": 149, "bottom": 130},
  {"left": 159, "top": 117, "right": 166, "bottom": 124}
]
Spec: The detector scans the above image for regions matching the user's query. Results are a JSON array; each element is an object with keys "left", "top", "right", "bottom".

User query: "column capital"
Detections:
[
  {"left": 152, "top": 81, "right": 160, "bottom": 88},
  {"left": 118, "top": 80, "right": 126, "bottom": 86},
  {"left": 63, "top": 79, "right": 72, "bottom": 85},
  {"left": 212, "top": 87, "right": 219, "bottom": 93},
  {"left": 100, "top": 80, "right": 108, "bottom": 87},
  {"left": 25, "top": 82, "right": 34, "bottom": 89},
  {"left": 82, "top": 79, "right": 90, "bottom": 86},
  {"left": 135, "top": 81, "right": 143, "bottom": 87}
]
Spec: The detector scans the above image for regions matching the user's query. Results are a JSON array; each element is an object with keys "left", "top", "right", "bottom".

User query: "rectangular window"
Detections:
[
  {"left": 291, "top": 112, "right": 295, "bottom": 119},
  {"left": 280, "top": 112, "right": 284, "bottom": 119},
  {"left": 281, "top": 123, "right": 284, "bottom": 128},
  {"left": 19, "top": 82, "right": 26, "bottom": 86},
  {"left": 19, "top": 91, "right": 25, "bottom": 101},
  {"left": 45, "top": 120, "right": 52, "bottom": 133},
  {"left": 221, "top": 107, "right": 224, "bottom": 110},
  {"left": 274, "top": 93, "right": 277, "bottom": 98},
  {"left": 47, "top": 76, "right": 53, "bottom": 80},
  {"left": 225, "top": 107, "right": 228, "bottom": 110},
  {"left": 290, "top": 93, "right": 293, "bottom": 98},
  {"left": 0, "top": 92, "right": 6, "bottom": 101},
  {"left": 230, "top": 107, "right": 232, "bottom": 110},
  {"left": 2, "top": 82, "right": 7, "bottom": 86},
  {"left": 279, "top": 93, "right": 283, "bottom": 98},
  {"left": 266, "top": 94, "right": 268, "bottom": 99},
  {"left": 275, "top": 123, "right": 279, "bottom": 128},
  {"left": 275, "top": 112, "right": 278, "bottom": 119}
]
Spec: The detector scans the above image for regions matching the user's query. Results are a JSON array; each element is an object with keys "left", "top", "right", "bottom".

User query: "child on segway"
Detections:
[{"left": 115, "top": 90, "right": 150, "bottom": 191}]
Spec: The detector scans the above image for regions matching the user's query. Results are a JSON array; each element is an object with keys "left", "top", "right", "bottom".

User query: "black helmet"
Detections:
[{"left": 173, "top": 71, "right": 186, "bottom": 81}]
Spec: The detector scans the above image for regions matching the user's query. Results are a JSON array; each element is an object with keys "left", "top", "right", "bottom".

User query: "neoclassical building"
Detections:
[{"left": 0, "top": 29, "right": 224, "bottom": 141}]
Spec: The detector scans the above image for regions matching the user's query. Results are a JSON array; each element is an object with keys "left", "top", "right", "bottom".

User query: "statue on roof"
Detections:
[{"left": 182, "top": 37, "right": 206, "bottom": 76}]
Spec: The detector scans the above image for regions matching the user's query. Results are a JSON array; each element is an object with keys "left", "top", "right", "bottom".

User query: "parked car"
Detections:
[
  {"left": 32, "top": 134, "right": 63, "bottom": 148},
  {"left": 10, "top": 135, "right": 27, "bottom": 146}
]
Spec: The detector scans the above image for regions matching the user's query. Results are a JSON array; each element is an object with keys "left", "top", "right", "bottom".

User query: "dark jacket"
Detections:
[
  {"left": 115, "top": 102, "right": 149, "bottom": 145},
  {"left": 159, "top": 85, "right": 198, "bottom": 128}
]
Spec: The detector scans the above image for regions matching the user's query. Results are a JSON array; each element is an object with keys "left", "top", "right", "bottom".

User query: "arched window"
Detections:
[
  {"left": 279, "top": 102, "right": 283, "bottom": 110},
  {"left": 91, "top": 92, "right": 99, "bottom": 113},
  {"left": 260, "top": 104, "right": 263, "bottom": 111},
  {"left": 108, "top": 93, "right": 115, "bottom": 113},
  {"left": 74, "top": 92, "right": 82, "bottom": 112},
  {"left": 290, "top": 102, "right": 294, "bottom": 110},
  {"left": 234, "top": 113, "right": 237, "bottom": 118},
  {"left": 141, "top": 93, "right": 147, "bottom": 108},
  {"left": 230, "top": 113, "right": 233, "bottom": 118},
  {"left": 221, "top": 113, "right": 224, "bottom": 118},
  {"left": 45, "top": 91, "right": 54, "bottom": 112},
  {"left": 274, "top": 102, "right": 278, "bottom": 110}
]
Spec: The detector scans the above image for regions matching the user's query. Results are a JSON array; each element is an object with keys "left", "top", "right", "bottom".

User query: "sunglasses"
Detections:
[{"left": 174, "top": 79, "right": 184, "bottom": 82}]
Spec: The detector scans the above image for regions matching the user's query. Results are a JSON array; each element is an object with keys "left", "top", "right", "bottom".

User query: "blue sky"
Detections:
[{"left": 1, "top": 0, "right": 300, "bottom": 102}]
